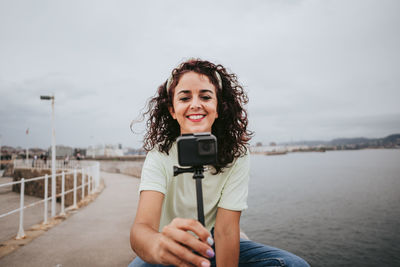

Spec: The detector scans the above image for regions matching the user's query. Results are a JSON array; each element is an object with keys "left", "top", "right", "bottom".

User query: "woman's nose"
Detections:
[{"left": 190, "top": 96, "right": 201, "bottom": 109}]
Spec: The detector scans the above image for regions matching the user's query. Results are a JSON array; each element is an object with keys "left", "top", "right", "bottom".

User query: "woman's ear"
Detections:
[{"left": 168, "top": 106, "right": 176, "bottom": 119}]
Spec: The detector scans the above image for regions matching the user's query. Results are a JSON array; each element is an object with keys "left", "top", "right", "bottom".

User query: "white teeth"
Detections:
[{"left": 188, "top": 115, "right": 204, "bottom": 120}]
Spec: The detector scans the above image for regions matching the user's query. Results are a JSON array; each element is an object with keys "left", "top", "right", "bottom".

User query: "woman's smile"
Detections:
[{"left": 186, "top": 114, "right": 206, "bottom": 122}]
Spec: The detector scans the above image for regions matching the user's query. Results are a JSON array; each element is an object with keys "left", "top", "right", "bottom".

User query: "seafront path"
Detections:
[{"left": 0, "top": 171, "right": 140, "bottom": 267}]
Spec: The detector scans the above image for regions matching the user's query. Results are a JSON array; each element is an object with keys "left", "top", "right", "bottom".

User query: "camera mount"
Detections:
[{"left": 173, "top": 165, "right": 206, "bottom": 226}]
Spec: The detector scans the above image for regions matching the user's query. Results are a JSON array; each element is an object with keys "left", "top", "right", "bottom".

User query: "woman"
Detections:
[{"left": 129, "top": 59, "right": 309, "bottom": 267}]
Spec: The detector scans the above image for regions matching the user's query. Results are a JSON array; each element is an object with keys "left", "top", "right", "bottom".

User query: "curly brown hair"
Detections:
[{"left": 141, "top": 58, "right": 252, "bottom": 173}]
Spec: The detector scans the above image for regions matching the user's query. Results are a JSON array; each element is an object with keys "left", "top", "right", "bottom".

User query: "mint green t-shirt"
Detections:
[{"left": 139, "top": 142, "right": 250, "bottom": 232}]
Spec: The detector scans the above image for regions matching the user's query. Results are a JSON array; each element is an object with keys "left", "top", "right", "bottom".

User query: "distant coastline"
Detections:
[
  {"left": 1, "top": 134, "right": 399, "bottom": 161},
  {"left": 251, "top": 133, "right": 400, "bottom": 155}
]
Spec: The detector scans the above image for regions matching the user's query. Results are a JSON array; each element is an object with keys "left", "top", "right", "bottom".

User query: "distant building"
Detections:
[
  {"left": 48, "top": 145, "right": 74, "bottom": 158},
  {"left": 104, "top": 144, "right": 123, "bottom": 157},
  {"left": 86, "top": 144, "right": 123, "bottom": 157},
  {"left": 86, "top": 145, "right": 104, "bottom": 158}
]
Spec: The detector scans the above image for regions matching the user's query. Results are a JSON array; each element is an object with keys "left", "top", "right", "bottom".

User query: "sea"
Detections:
[{"left": 240, "top": 149, "right": 400, "bottom": 267}]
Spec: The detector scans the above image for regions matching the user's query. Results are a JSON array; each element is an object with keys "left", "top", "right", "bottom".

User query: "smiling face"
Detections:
[{"left": 169, "top": 71, "right": 218, "bottom": 134}]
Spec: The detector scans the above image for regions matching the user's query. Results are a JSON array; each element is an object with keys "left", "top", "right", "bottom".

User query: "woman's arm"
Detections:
[
  {"left": 130, "top": 190, "right": 163, "bottom": 263},
  {"left": 214, "top": 207, "right": 241, "bottom": 267},
  {"left": 130, "top": 190, "right": 214, "bottom": 267}
]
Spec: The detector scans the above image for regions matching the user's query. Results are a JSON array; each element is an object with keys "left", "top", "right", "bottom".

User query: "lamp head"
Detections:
[{"left": 40, "top": 95, "right": 54, "bottom": 100}]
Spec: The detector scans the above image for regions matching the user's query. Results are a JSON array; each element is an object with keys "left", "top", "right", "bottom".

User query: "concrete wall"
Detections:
[{"left": 99, "top": 160, "right": 144, "bottom": 178}]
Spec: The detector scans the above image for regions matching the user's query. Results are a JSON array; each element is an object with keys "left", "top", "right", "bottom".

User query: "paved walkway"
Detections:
[{"left": 0, "top": 172, "right": 140, "bottom": 267}]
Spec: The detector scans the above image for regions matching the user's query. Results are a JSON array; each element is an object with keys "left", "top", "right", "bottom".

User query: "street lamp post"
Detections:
[
  {"left": 40, "top": 95, "right": 56, "bottom": 217},
  {"left": 26, "top": 128, "right": 29, "bottom": 162},
  {"left": 90, "top": 136, "right": 95, "bottom": 158},
  {"left": 0, "top": 134, "right": 2, "bottom": 170}
]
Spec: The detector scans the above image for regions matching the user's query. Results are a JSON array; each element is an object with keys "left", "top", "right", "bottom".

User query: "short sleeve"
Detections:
[
  {"left": 218, "top": 152, "right": 250, "bottom": 211},
  {"left": 138, "top": 149, "right": 168, "bottom": 195}
]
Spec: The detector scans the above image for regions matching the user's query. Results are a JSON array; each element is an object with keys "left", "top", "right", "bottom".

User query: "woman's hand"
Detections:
[
  {"left": 153, "top": 218, "right": 215, "bottom": 267},
  {"left": 131, "top": 191, "right": 213, "bottom": 266}
]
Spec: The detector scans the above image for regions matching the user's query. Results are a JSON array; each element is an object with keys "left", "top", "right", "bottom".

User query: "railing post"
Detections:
[
  {"left": 73, "top": 169, "right": 77, "bottom": 208},
  {"left": 88, "top": 169, "right": 91, "bottom": 195},
  {"left": 97, "top": 163, "right": 100, "bottom": 191},
  {"left": 93, "top": 164, "right": 98, "bottom": 191},
  {"left": 81, "top": 168, "right": 85, "bottom": 200},
  {"left": 44, "top": 174, "right": 48, "bottom": 224},
  {"left": 16, "top": 178, "right": 26, "bottom": 239},
  {"left": 60, "top": 171, "right": 65, "bottom": 216},
  {"left": 91, "top": 166, "right": 94, "bottom": 191},
  {"left": 51, "top": 170, "right": 56, "bottom": 217},
  {"left": 92, "top": 165, "right": 95, "bottom": 190}
]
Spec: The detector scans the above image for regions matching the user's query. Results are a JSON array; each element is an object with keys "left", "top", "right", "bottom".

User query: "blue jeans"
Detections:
[{"left": 128, "top": 238, "right": 310, "bottom": 267}]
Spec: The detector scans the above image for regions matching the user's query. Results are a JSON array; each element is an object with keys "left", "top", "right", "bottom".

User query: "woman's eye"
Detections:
[
  {"left": 201, "top": 95, "right": 212, "bottom": 100},
  {"left": 179, "top": 97, "right": 190, "bottom": 101}
]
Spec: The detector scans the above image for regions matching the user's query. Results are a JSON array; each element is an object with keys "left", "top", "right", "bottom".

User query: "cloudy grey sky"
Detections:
[{"left": 1, "top": 0, "right": 399, "bottom": 149}]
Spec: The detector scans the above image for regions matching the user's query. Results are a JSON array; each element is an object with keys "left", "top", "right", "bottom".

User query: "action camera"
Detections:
[{"left": 177, "top": 133, "right": 217, "bottom": 167}]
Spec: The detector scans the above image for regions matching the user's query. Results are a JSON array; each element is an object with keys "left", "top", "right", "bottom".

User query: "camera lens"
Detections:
[
  {"left": 201, "top": 142, "right": 211, "bottom": 152},
  {"left": 198, "top": 140, "right": 215, "bottom": 156}
]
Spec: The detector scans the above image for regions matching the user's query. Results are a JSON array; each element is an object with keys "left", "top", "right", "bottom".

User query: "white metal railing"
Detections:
[{"left": 0, "top": 160, "right": 100, "bottom": 239}]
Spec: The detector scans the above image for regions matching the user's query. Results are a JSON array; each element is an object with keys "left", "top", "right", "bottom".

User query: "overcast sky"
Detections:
[{"left": 1, "top": 0, "right": 399, "bottom": 149}]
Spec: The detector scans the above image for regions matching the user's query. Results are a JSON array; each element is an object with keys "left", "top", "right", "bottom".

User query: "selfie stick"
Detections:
[{"left": 173, "top": 166, "right": 205, "bottom": 226}]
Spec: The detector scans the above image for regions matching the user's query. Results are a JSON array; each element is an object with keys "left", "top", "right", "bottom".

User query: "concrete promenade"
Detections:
[{"left": 0, "top": 172, "right": 140, "bottom": 267}]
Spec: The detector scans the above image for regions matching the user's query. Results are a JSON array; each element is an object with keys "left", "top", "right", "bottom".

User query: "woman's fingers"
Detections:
[
  {"left": 168, "top": 240, "right": 210, "bottom": 267},
  {"left": 169, "top": 218, "right": 214, "bottom": 245},
  {"left": 158, "top": 233, "right": 211, "bottom": 267},
  {"left": 163, "top": 224, "right": 214, "bottom": 259},
  {"left": 155, "top": 218, "right": 215, "bottom": 266}
]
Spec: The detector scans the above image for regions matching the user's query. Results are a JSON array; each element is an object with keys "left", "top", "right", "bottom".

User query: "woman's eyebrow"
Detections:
[
  {"left": 176, "top": 89, "right": 214, "bottom": 95},
  {"left": 176, "top": 89, "right": 191, "bottom": 95},
  {"left": 199, "top": 89, "right": 214, "bottom": 94}
]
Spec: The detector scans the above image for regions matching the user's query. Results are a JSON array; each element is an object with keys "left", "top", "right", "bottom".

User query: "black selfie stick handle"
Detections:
[
  {"left": 193, "top": 167, "right": 205, "bottom": 225},
  {"left": 195, "top": 178, "right": 205, "bottom": 226},
  {"left": 173, "top": 166, "right": 206, "bottom": 226}
]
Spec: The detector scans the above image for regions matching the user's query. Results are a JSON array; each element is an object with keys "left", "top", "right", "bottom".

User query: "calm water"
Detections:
[{"left": 240, "top": 149, "right": 400, "bottom": 267}]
